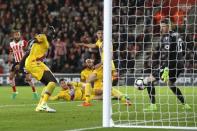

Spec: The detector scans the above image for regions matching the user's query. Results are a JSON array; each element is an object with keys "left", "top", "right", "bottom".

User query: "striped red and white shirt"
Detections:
[{"left": 9, "top": 40, "right": 28, "bottom": 62}]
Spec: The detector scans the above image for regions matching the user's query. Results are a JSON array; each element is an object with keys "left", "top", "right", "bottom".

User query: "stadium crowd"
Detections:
[
  {"left": 0, "top": 0, "right": 196, "bottom": 74},
  {"left": 0, "top": 0, "right": 140, "bottom": 74}
]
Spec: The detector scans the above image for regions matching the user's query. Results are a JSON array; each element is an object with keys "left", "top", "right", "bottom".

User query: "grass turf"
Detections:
[{"left": 0, "top": 86, "right": 196, "bottom": 131}]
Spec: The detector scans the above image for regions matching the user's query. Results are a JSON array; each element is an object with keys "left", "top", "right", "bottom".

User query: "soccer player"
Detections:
[
  {"left": 80, "top": 59, "right": 94, "bottom": 83},
  {"left": 25, "top": 26, "right": 57, "bottom": 112},
  {"left": 143, "top": 18, "right": 191, "bottom": 111},
  {"left": 50, "top": 79, "right": 83, "bottom": 101},
  {"left": 78, "top": 29, "right": 131, "bottom": 106},
  {"left": 8, "top": 30, "right": 38, "bottom": 99},
  {"left": 83, "top": 60, "right": 130, "bottom": 104}
]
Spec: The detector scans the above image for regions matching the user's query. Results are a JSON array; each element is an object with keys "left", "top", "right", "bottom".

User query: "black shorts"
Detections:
[
  {"left": 11, "top": 62, "right": 27, "bottom": 74},
  {"left": 152, "top": 67, "right": 183, "bottom": 83},
  {"left": 19, "top": 51, "right": 29, "bottom": 71},
  {"left": 40, "top": 71, "right": 57, "bottom": 85},
  {"left": 10, "top": 62, "right": 20, "bottom": 72}
]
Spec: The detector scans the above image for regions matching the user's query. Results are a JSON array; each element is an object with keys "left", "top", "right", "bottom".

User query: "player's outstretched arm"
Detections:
[
  {"left": 49, "top": 95, "right": 59, "bottom": 101},
  {"left": 94, "top": 62, "right": 102, "bottom": 69},
  {"left": 76, "top": 43, "right": 97, "bottom": 48}
]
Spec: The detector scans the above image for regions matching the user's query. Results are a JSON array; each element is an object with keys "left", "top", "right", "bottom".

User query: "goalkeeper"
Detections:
[{"left": 143, "top": 18, "right": 191, "bottom": 111}]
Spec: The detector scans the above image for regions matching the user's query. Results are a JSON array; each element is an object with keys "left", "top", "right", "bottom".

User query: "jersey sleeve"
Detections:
[
  {"left": 23, "top": 40, "right": 28, "bottom": 49},
  {"left": 95, "top": 40, "right": 100, "bottom": 47},
  {"left": 9, "top": 42, "right": 13, "bottom": 53},
  {"left": 9, "top": 45, "right": 13, "bottom": 52}
]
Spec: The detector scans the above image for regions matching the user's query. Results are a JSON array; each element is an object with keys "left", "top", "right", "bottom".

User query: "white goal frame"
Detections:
[
  {"left": 103, "top": 0, "right": 197, "bottom": 130},
  {"left": 103, "top": 0, "right": 113, "bottom": 127}
]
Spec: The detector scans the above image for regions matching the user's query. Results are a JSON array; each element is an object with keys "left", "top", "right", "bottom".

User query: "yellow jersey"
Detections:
[
  {"left": 80, "top": 68, "right": 94, "bottom": 82},
  {"left": 95, "top": 39, "right": 116, "bottom": 71},
  {"left": 93, "top": 65, "right": 103, "bottom": 90},
  {"left": 26, "top": 34, "right": 49, "bottom": 64},
  {"left": 25, "top": 34, "right": 50, "bottom": 80}
]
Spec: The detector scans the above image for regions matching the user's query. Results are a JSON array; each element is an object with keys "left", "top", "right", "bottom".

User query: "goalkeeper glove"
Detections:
[{"left": 161, "top": 67, "right": 169, "bottom": 83}]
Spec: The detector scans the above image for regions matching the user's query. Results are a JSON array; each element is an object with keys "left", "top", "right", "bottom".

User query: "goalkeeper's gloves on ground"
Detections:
[{"left": 161, "top": 67, "right": 169, "bottom": 83}]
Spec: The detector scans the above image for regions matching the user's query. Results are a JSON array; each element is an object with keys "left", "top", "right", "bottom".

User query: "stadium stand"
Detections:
[{"left": 0, "top": 0, "right": 196, "bottom": 74}]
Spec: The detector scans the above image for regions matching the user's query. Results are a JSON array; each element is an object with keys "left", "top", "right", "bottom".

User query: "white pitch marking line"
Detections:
[
  {"left": 0, "top": 101, "right": 82, "bottom": 108},
  {"left": 64, "top": 126, "right": 103, "bottom": 131}
]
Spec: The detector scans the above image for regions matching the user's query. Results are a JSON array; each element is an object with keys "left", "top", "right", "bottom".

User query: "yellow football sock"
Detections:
[
  {"left": 38, "top": 96, "right": 43, "bottom": 105},
  {"left": 42, "top": 93, "right": 50, "bottom": 103},
  {"left": 111, "top": 88, "right": 127, "bottom": 102},
  {"left": 49, "top": 95, "right": 59, "bottom": 101},
  {"left": 120, "top": 96, "right": 126, "bottom": 102},
  {"left": 111, "top": 88, "right": 123, "bottom": 99},
  {"left": 45, "top": 82, "right": 56, "bottom": 94},
  {"left": 40, "top": 82, "right": 56, "bottom": 104},
  {"left": 40, "top": 86, "right": 47, "bottom": 97},
  {"left": 85, "top": 83, "right": 92, "bottom": 103}
]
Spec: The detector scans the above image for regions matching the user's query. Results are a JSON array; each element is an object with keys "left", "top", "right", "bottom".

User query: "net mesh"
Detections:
[{"left": 111, "top": 0, "right": 197, "bottom": 128}]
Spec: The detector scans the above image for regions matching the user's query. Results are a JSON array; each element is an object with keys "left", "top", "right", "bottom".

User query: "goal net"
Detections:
[{"left": 103, "top": 0, "right": 197, "bottom": 129}]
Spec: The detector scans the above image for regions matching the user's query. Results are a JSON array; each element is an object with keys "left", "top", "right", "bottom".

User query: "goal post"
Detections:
[
  {"left": 103, "top": 0, "right": 113, "bottom": 127},
  {"left": 103, "top": 0, "right": 197, "bottom": 129}
]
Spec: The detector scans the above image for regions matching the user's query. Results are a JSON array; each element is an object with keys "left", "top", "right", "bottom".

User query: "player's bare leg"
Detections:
[
  {"left": 9, "top": 71, "right": 18, "bottom": 99},
  {"left": 25, "top": 73, "right": 39, "bottom": 100},
  {"left": 92, "top": 89, "right": 103, "bottom": 100}
]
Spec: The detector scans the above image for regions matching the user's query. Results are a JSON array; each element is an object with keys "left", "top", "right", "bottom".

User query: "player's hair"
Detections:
[
  {"left": 97, "top": 26, "right": 103, "bottom": 31},
  {"left": 59, "top": 78, "right": 65, "bottom": 83},
  {"left": 46, "top": 26, "right": 56, "bottom": 42},
  {"left": 85, "top": 58, "right": 94, "bottom": 63},
  {"left": 160, "top": 18, "right": 170, "bottom": 25},
  {"left": 12, "top": 29, "right": 20, "bottom": 33},
  {"left": 160, "top": 18, "right": 172, "bottom": 31}
]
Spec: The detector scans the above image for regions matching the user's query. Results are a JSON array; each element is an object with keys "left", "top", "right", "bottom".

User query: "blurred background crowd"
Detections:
[{"left": 0, "top": 0, "right": 197, "bottom": 74}]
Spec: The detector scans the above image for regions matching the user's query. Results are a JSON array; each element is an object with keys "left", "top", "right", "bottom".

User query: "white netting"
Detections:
[{"left": 111, "top": 0, "right": 197, "bottom": 129}]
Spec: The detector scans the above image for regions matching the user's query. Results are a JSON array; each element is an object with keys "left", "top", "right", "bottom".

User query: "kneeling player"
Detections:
[
  {"left": 81, "top": 59, "right": 131, "bottom": 106},
  {"left": 25, "top": 26, "right": 57, "bottom": 112}
]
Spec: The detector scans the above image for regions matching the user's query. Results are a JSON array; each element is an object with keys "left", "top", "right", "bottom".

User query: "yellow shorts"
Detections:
[
  {"left": 74, "top": 88, "right": 83, "bottom": 100},
  {"left": 25, "top": 61, "right": 50, "bottom": 80}
]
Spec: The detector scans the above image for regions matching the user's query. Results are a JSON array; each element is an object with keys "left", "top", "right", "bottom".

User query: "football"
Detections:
[{"left": 134, "top": 78, "right": 146, "bottom": 90}]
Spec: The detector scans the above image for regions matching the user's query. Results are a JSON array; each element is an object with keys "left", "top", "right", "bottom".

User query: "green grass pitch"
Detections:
[{"left": 0, "top": 86, "right": 196, "bottom": 131}]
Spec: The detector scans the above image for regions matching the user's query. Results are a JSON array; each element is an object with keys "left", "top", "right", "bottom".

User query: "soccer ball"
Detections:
[{"left": 134, "top": 78, "right": 146, "bottom": 90}]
